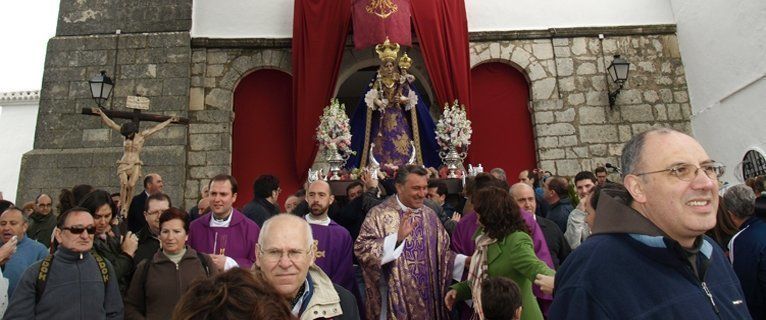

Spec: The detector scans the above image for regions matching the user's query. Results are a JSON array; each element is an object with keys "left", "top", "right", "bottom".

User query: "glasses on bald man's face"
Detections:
[
  {"left": 634, "top": 162, "right": 725, "bottom": 182},
  {"left": 259, "top": 248, "right": 311, "bottom": 263}
]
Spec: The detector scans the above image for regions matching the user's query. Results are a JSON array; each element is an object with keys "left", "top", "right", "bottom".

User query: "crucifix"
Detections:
[{"left": 81, "top": 97, "right": 189, "bottom": 218}]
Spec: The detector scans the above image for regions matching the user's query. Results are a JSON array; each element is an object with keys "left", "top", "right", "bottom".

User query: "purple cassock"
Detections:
[
  {"left": 187, "top": 209, "right": 260, "bottom": 269},
  {"left": 309, "top": 220, "right": 356, "bottom": 290},
  {"left": 307, "top": 219, "right": 365, "bottom": 317},
  {"left": 450, "top": 209, "right": 555, "bottom": 318}
]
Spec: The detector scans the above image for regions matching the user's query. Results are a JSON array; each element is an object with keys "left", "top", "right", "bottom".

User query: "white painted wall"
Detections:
[
  {"left": 0, "top": 93, "right": 39, "bottom": 203},
  {"left": 670, "top": 0, "right": 766, "bottom": 183},
  {"left": 192, "top": 0, "right": 294, "bottom": 38},
  {"left": 192, "top": 0, "right": 675, "bottom": 38}
]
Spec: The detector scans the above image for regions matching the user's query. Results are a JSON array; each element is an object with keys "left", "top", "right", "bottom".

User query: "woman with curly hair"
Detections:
[
  {"left": 445, "top": 187, "right": 555, "bottom": 320},
  {"left": 172, "top": 268, "right": 295, "bottom": 320}
]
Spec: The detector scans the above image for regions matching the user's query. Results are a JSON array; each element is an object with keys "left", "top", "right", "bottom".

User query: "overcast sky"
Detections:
[{"left": 0, "top": 1, "right": 60, "bottom": 92}]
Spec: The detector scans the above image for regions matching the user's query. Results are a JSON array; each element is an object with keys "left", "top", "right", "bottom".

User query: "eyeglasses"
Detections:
[
  {"left": 634, "top": 162, "right": 725, "bottom": 182},
  {"left": 259, "top": 248, "right": 311, "bottom": 263},
  {"left": 62, "top": 226, "right": 96, "bottom": 235},
  {"left": 145, "top": 210, "right": 163, "bottom": 216}
]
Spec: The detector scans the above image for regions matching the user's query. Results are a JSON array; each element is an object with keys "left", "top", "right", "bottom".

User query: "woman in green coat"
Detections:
[{"left": 445, "top": 187, "right": 555, "bottom": 320}]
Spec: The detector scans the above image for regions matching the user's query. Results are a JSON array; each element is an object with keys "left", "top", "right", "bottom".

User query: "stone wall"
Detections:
[
  {"left": 183, "top": 47, "right": 291, "bottom": 209},
  {"left": 468, "top": 33, "right": 691, "bottom": 176},
  {"left": 57, "top": 0, "right": 191, "bottom": 36}
]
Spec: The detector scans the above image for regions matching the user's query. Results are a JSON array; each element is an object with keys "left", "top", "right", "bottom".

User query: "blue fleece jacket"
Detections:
[{"left": 3, "top": 237, "right": 48, "bottom": 297}]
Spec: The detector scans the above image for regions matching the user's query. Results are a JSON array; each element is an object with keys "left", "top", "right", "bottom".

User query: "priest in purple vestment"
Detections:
[
  {"left": 188, "top": 175, "right": 260, "bottom": 270},
  {"left": 354, "top": 165, "right": 468, "bottom": 320},
  {"left": 304, "top": 180, "right": 364, "bottom": 317}
]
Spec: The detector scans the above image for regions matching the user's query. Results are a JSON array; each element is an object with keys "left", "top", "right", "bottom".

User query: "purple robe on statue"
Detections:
[
  {"left": 354, "top": 196, "right": 456, "bottom": 320},
  {"left": 450, "top": 209, "right": 554, "bottom": 318},
  {"left": 187, "top": 209, "right": 260, "bottom": 269}
]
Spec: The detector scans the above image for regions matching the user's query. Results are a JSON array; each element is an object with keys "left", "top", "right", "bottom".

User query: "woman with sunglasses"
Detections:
[
  {"left": 79, "top": 189, "right": 138, "bottom": 294},
  {"left": 125, "top": 207, "right": 218, "bottom": 320}
]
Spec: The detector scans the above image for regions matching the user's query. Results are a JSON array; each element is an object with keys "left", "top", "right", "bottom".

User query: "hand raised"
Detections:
[
  {"left": 121, "top": 231, "right": 139, "bottom": 257},
  {"left": 397, "top": 211, "right": 418, "bottom": 243}
]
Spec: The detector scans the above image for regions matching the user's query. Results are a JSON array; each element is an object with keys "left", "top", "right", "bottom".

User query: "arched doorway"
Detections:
[
  {"left": 232, "top": 69, "right": 297, "bottom": 210},
  {"left": 469, "top": 62, "right": 537, "bottom": 179}
]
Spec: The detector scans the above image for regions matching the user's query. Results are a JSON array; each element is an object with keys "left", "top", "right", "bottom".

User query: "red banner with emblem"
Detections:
[{"left": 352, "top": 0, "right": 412, "bottom": 49}]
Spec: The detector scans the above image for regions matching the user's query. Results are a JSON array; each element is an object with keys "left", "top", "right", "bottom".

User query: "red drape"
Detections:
[
  {"left": 232, "top": 70, "right": 298, "bottom": 209},
  {"left": 469, "top": 63, "right": 537, "bottom": 175},
  {"left": 352, "top": 0, "right": 412, "bottom": 50},
  {"left": 292, "top": 0, "right": 353, "bottom": 182},
  {"left": 411, "top": 0, "right": 471, "bottom": 111}
]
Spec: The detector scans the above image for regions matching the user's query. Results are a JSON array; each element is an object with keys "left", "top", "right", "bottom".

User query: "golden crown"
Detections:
[
  {"left": 398, "top": 52, "right": 412, "bottom": 70},
  {"left": 375, "top": 37, "right": 400, "bottom": 63}
]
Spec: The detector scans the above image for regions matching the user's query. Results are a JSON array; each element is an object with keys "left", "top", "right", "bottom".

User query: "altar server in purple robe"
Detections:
[
  {"left": 188, "top": 174, "right": 260, "bottom": 270},
  {"left": 354, "top": 165, "right": 468, "bottom": 319},
  {"left": 303, "top": 181, "right": 357, "bottom": 287}
]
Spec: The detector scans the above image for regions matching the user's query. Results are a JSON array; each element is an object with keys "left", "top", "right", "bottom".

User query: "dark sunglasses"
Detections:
[{"left": 62, "top": 226, "right": 96, "bottom": 235}]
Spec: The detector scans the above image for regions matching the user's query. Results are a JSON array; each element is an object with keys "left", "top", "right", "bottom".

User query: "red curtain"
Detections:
[
  {"left": 232, "top": 70, "right": 298, "bottom": 209},
  {"left": 411, "top": 0, "right": 471, "bottom": 111},
  {"left": 292, "top": 0, "right": 352, "bottom": 182},
  {"left": 352, "top": 0, "right": 412, "bottom": 50},
  {"left": 469, "top": 63, "right": 537, "bottom": 176}
]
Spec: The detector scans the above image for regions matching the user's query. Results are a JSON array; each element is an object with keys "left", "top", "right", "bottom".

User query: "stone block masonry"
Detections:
[{"left": 469, "top": 30, "right": 691, "bottom": 177}]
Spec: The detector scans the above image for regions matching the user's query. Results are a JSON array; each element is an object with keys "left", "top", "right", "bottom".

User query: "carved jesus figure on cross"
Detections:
[{"left": 91, "top": 107, "right": 178, "bottom": 218}]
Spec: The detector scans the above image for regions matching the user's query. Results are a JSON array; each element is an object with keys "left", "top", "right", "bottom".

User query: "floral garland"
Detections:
[
  {"left": 435, "top": 100, "right": 472, "bottom": 150},
  {"left": 316, "top": 99, "right": 356, "bottom": 157}
]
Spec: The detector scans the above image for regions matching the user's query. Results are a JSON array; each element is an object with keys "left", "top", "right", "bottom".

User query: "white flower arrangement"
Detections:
[
  {"left": 316, "top": 99, "right": 356, "bottom": 157},
  {"left": 435, "top": 101, "right": 472, "bottom": 150}
]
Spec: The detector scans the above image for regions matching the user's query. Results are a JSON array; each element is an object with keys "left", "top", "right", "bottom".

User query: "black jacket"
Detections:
[
  {"left": 241, "top": 198, "right": 280, "bottom": 227},
  {"left": 127, "top": 192, "right": 148, "bottom": 233}
]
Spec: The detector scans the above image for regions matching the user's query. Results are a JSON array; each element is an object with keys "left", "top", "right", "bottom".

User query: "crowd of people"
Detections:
[{"left": 0, "top": 127, "right": 763, "bottom": 319}]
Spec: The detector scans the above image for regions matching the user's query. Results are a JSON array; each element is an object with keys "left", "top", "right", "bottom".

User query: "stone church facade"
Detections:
[{"left": 17, "top": 0, "right": 691, "bottom": 208}]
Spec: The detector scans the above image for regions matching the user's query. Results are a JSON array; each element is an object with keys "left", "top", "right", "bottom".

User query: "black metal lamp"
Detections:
[
  {"left": 607, "top": 55, "right": 630, "bottom": 109},
  {"left": 89, "top": 70, "right": 114, "bottom": 108}
]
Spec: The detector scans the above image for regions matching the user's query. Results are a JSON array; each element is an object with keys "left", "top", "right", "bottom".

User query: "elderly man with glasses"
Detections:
[
  {"left": 550, "top": 128, "right": 751, "bottom": 319},
  {"left": 5, "top": 207, "right": 123, "bottom": 319},
  {"left": 254, "top": 214, "right": 359, "bottom": 319}
]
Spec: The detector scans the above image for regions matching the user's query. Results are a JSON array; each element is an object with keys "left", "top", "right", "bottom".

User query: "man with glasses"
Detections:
[
  {"left": 5, "top": 207, "right": 123, "bottom": 319},
  {"left": 27, "top": 194, "right": 56, "bottom": 248},
  {"left": 133, "top": 193, "right": 171, "bottom": 263},
  {"left": 254, "top": 214, "right": 359, "bottom": 319},
  {"left": 550, "top": 128, "right": 750, "bottom": 319}
]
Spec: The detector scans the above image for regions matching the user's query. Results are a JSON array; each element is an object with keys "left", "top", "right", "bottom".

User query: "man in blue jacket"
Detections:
[
  {"left": 725, "top": 183, "right": 765, "bottom": 319},
  {"left": 5, "top": 207, "right": 123, "bottom": 319},
  {"left": 550, "top": 128, "right": 751, "bottom": 319}
]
